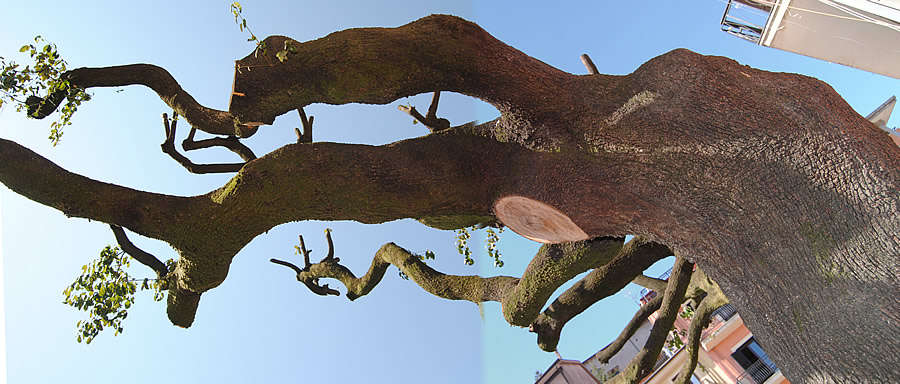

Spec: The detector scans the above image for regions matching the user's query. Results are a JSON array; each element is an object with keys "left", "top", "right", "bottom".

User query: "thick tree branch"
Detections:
[
  {"left": 0, "top": 128, "right": 524, "bottom": 308},
  {"left": 0, "top": 138, "right": 205, "bottom": 242},
  {"left": 40, "top": 64, "right": 258, "bottom": 137},
  {"left": 229, "top": 15, "right": 625, "bottom": 149},
  {"left": 502, "top": 237, "right": 625, "bottom": 326},
  {"left": 206, "top": 130, "right": 523, "bottom": 230},
  {"left": 109, "top": 225, "right": 168, "bottom": 277},
  {"left": 531, "top": 237, "right": 672, "bottom": 351}
]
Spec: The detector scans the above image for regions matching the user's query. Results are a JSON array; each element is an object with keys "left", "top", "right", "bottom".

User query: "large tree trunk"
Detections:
[{"left": 1, "top": 15, "right": 897, "bottom": 382}]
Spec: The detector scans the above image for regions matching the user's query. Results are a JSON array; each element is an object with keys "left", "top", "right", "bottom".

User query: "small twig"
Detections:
[
  {"left": 323, "top": 229, "right": 339, "bottom": 262},
  {"left": 110, "top": 225, "right": 168, "bottom": 277},
  {"left": 298, "top": 235, "right": 312, "bottom": 268},
  {"left": 398, "top": 104, "right": 427, "bottom": 122},
  {"left": 426, "top": 91, "right": 441, "bottom": 120},
  {"left": 161, "top": 112, "right": 247, "bottom": 174},
  {"left": 295, "top": 108, "right": 314, "bottom": 143},
  {"left": 270, "top": 258, "right": 304, "bottom": 275},
  {"left": 269, "top": 257, "right": 338, "bottom": 296},
  {"left": 304, "top": 280, "right": 340, "bottom": 296},
  {"left": 397, "top": 91, "right": 451, "bottom": 132}
]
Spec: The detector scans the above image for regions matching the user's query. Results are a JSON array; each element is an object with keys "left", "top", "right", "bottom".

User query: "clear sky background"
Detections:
[{"left": 1, "top": 1, "right": 898, "bottom": 383}]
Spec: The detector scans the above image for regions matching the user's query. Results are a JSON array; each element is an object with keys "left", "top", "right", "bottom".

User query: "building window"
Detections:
[{"left": 732, "top": 338, "right": 778, "bottom": 384}]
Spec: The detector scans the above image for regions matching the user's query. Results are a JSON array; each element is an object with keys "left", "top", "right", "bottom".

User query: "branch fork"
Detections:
[
  {"left": 398, "top": 91, "right": 451, "bottom": 132},
  {"left": 161, "top": 111, "right": 250, "bottom": 174},
  {"left": 270, "top": 230, "right": 340, "bottom": 296},
  {"left": 294, "top": 107, "right": 314, "bottom": 143}
]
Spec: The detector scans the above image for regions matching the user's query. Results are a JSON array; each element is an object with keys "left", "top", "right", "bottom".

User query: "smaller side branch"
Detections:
[
  {"left": 614, "top": 255, "right": 694, "bottom": 384},
  {"left": 503, "top": 237, "right": 625, "bottom": 327},
  {"left": 269, "top": 258, "right": 303, "bottom": 275},
  {"left": 273, "top": 232, "right": 518, "bottom": 302},
  {"left": 109, "top": 225, "right": 168, "bottom": 277},
  {"left": 632, "top": 274, "right": 668, "bottom": 292},
  {"left": 161, "top": 112, "right": 246, "bottom": 174},
  {"left": 182, "top": 126, "right": 256, "bottom": 162},
  {"left": 63, "top": 64, "right": 256, "bottom": 137},
  {"left": 25, "top": 89, "right": 68, "bottom": 118},
  {"left": 593, "top": 293, "right": 664, "bottom": 364},
  {"left": 270, "top": 233, "right": 340, "bottom": 296},
  {"left": 530, "top": 237, "right": 671, "bottom": 352},
  {"left": 674, "top": 297, "right": 716, "bottom": 384},
  {"left": 398, "top": 91, "right": 451, "bottom": 132},
  {"left": 580, "top": 54, "right": 599, "bottom": 75},
  {"left": 294, "top": 108, "right": 314, "bottom": 144}
]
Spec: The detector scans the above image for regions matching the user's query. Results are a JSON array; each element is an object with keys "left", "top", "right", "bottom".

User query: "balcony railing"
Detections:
[
  {"left": 711, "top": 303, "right": 737, "bottom": 321},
  {"left": 720, "top": 0, "right": 770, "bottom": 44},
  {"left": 639, "top": 267, "right": 673, "bottom": 300},
  {"left": 651, "top": 352, "right": 671, "bottom": 373},
  {"left": 735, "top": 356, "right": 779, "bottom": 384}
]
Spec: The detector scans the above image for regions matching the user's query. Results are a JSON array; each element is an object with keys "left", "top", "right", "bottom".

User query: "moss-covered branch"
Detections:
[
  {"left": 502, "top": 237, "right": 625, "bottom": 326},
  {"left": 288, "top": 241, "right": 520, "bottom": 303},
  {"left": 229, "top": 14, "right": 603, "bottom": 134},
  {"left": 531, "top": 237, "right": 672, "bottom": 351},
  {"left": 278, "top": 234, "right": 624, "bottom": 316}
]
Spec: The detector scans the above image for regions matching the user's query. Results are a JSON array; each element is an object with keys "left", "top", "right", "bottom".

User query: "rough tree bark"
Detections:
[{"left": 1, "top": 15, "right": 898, "bottom": 383}]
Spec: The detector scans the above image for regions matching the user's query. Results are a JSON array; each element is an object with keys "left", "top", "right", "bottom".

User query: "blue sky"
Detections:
[{"left": 1, "top": 1, "right": 898, "bottom": 383}]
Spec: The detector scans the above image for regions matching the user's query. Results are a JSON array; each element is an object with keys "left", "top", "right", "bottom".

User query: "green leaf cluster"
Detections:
[
  {"left": 456, "top": 227, "right": 474, "bottom": 265},
  {"left": 455, "top": 226, "right": 505, "bottom": 267},
  {"left": 62, "top": 246, "right": 169, "bottom": 344},
  {"left": 485, "top": 227, "right": 504, "bottom": 267},
  {"left": 276, "top": 40, "right": 297, "bottom": 63},
  {"left": 0, "top": 36, "right": 91, "bottom": 145},
  {"left": 232, "top": 2, "right": 265, "bottom": 57},
  {"left": 666, "top": 329, "right": 686, "bottom": 350},
  {"left": 231, "top": 3, "right": 295, "bottom": 64}
]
